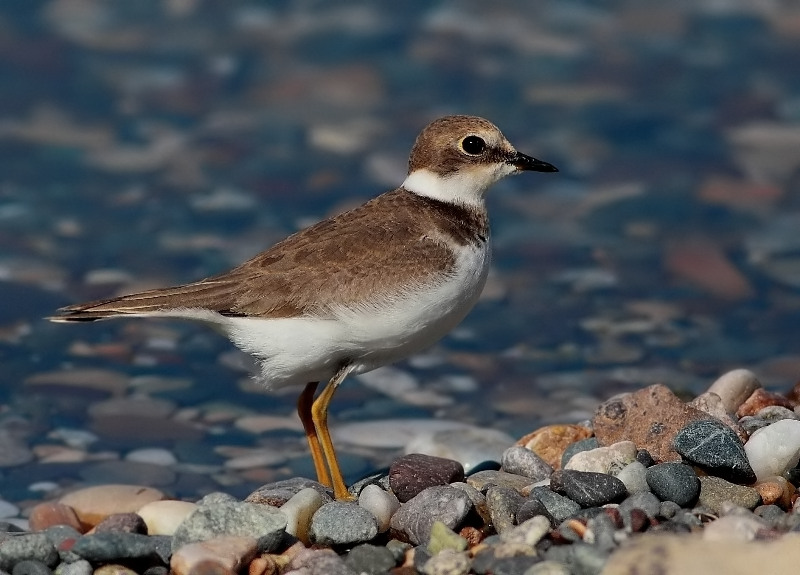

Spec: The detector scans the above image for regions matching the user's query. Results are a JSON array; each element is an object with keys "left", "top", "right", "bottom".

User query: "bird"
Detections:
[{"left": 50, "top": 115, "right": 558, "bottom": 500}]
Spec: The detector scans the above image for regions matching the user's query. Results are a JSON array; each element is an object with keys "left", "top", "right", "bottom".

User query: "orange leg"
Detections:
[
  {"left": 297, "top": 381, "right": 331, "bottom": 488},
  {"left": 311, "top": 365, "right": 354, "bottom": 501}
]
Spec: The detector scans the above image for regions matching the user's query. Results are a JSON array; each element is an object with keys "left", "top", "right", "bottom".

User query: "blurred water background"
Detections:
[{"left": 1, "top": 0, "right": 800, "bottom": 506}]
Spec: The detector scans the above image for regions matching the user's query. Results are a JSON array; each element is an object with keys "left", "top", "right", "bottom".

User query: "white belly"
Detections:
[{"left": 221, "top": 242, "right": 490, "bottom": 388}]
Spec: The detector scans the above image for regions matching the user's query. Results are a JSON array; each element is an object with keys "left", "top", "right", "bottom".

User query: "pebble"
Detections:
[
  {"left": 309, "top": 501, "right": 378, "bottom": 546},
  {"left": 551, "top": 469, "right": 628, "bottom": 507},
  {"left": 517, "top": 424, "right": 593, "bottom": 470},
  {"left": 560, "top": 437, "right": 599, "bottom": 469},
  {"left": 137, "top": 500, "right": 198, "bottom": 536},
  {"left": 11, "top": 560, "right": 53, "bottom": 575},
  {"left": 344, "top": 543, "right": 397, "bottom": 575},
  {"left": 737, "top": 388, "right": 795, "bottom": 418},
  {"left": 500, "top": 515, "right": 550, "bottom": 547},
  {"left": 27, "top": 502, "right": 82, "bottom": 532},
  {"left": 427, "top": 521, "right": 467, "bottom": 554},
  {"left": 526, "top": 486, "right": 581, "bottom": 526},
  {"left": 70, "top": 532, "right": 160, "bottom": 563},
  {"left": 466, "top": 470, "right": 535, "bottom": 494},
  {"left": 244, "top": 477, "right": 332, "bottom": 507},
  {"left": 53, "top": 560, "right": 92, "bottom": 575},
  {"left": 171, "top": 500, "right": 287, "bottom": 553},
  {"left": 170, "top": 536, "right": 257, "bottom": 575},
  {"left": 615, "top": 461, "right": 649, "bottom": 495},
  {"left": 706, "top": 369, "right": 762, "bottom": 413},
  {"left": 593, "top": 384, "right": 711, "bottom": 462},
  {"left": 389, "top": 486, "right": 473, "bottom": 546},
  {"left": 645, "top": 462, "right": 700, "bottom": 507},
  {"left": 619, "top": 492, "right": 661, "bottom": 522},
  {"left": 0, "top": 533, "right": 57, "bottom": 571},
  {"left": 421, "top": 549, "right": 471, "bottom": 575},
  {"left": 697, "top": 477, "right": 762, "bottom": 514},
  {"left": 744, "top": 419, "right": 800, "bottom": 480},
  {"left": 93, "top": 513, "right": 147, "bottom": 534},
  {"left": 486, "top": 485, "right": 525, "bottom": 534},
  {"left": 58, "top": 485, "right": 166, "bottom": 529},
  {"left": 389, "top": 453, "right": 465, "bottom": 503},
  {"left": 280, "top": 487, "right": 325, "bottom": 544},
  {"left": 286, "top": 547, "right": 357, "bottom": 575},
  {"left": 501, "top": 446, "right": 553, "bottom": 481},
  {"left": 358, "top": 484, "right": 399, "bottom": 533},
  {"left": 563, "top": 441, "right": 637, "bottom": 474},
  {"left": 672, "top": 418, "right": 756, "bottom": 483}
]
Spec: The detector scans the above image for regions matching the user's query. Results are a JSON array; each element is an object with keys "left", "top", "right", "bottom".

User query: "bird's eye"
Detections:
[{"left": 460, "top": 135, "right": 486, "bottom": 155}]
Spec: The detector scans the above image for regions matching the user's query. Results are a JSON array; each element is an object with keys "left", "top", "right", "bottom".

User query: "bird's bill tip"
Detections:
[{"left": 510, "top": 152, "right": 558, "bottom": 173}]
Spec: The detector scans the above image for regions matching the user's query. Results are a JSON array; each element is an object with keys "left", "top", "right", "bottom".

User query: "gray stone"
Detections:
[
  {"left": 171, "top": 500, "right": 287, "bottom": 552},
  {"left": 698, "top": 476, "right": 762, "bottom": 514},
  {"left": 288, "top": 548, "right": 357, "bottom": 575},
  {"left": 390, "top": 486, "right": 473, "bottom": 545},
  {"left": 466, "top": 470, "right": 535, "bottom": 493},
  {"left": 422, "top": 549, "right": 471, "bottom": 575},
  {"left": 11, "top": 560, "right": 52, "bottom": 575},
  {"left": 673, "top": 419, "right": 756, "bottom": 483},
  {"left": 310, "top": 501, "right": 378, "bottom": 546},
  {"left": 551, "top": 470, "right": 627, "bottom": 507},
  {"left": 501, "top": 446, "right": 553, "bottom": 481},
  {"left": 619, "top": 492, "right": 661, "bottom": 522},
  {"left": 345, "top": 543, "right": 396, "bottom": 574},
  {"left": 0, "top": 534, "right": 58, "bottom": 572},
  {"left": 527, "top": 486, "right": 581, "bottom": 526},
  {"left": 645, "top": 462, "right": 700, "bottom": 507},
  {"left": 561, "top": 437, "right": 599, "bottom": 469},
  {"left": 486, "top": 485, "right": 525, "bottom": 534},
  {"left": 70, "top": 532, "right": 159, "bottom": 563}
]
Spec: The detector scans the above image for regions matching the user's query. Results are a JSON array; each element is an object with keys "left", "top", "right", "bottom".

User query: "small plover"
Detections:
[{"left": 51, "top": 115, "right": 558, "bottom": 500}]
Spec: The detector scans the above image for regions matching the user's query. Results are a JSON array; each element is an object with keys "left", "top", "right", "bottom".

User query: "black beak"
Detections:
[{"left": 509, "top": 151, "right": 558, "bottom": 173}]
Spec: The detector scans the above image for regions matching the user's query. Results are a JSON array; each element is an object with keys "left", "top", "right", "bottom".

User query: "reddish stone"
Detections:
[
  {"left": 593, "top": 384, "right": 711, "bottom": 462},
  {"left": 516, "top": 425, "right": 593, "bottom": 470},
  {"left": 389, "top": 453, "right": 464, "bottom": 503},
  {"left": 94, "top": 512, "right": 147, "bottom": 534},
  {"left": 736, "top": 388, "right": 795, "bottom": 418},
  {"left": 28, "top": 502, "right": 83, "bottom": 532}
]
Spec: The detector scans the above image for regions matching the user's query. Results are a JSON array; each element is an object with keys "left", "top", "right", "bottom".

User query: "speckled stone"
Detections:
[
  {"left": 645, "top": 462, "right": 700, "bottom": 507},
  {"left": 673, "top": 418, "right": 756, "bottom": 483},
  {"left": 344, "top": 543, "right": 396, "bottom": 575},
  {"left": 0, "top": 533, "right": 59, "bottom": 571},
  {"left": 309, "top": 501, "right": 378, "bottom": 546},
  {"left": 698, "top": 476, "right": 762, "bottom": 514},
  {"left": 501, "top": 446, "right": 553, "bottom": 481},
  {"left": 390, "top": 486, "right": 473, "bottom": 546},
  {"left": 551, "top": 469, "right": 627, "bottom": 507}
]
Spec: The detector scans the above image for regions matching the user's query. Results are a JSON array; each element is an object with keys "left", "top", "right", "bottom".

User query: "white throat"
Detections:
[{"left": 402, "top": 164, "right": 516, "bottom": 208}]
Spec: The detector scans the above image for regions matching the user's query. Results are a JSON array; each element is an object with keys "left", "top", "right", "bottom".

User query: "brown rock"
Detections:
[
  {"left": 248, "top": 555, "right": 278, "bottom": 575},
  {"left": 170, "top": 536, "right": 258, "bottom": 575},
  {"left": 389, "top": 453, "right": 465, "bottom": 503},
  {"left": 59, "top": 484, "right": 166, "bottom": 529},
  {"left": 593, "top": 384, "right": 711, "bottom": 462},
  {"left": 94, "top": 512, "right": 147, "bottom": 534},
  {"left": 28, "top": 502, "right": 83, "bottom": 532},
  {"left": 516, "top": 424, "right": 593, "bottom": 470},
  {"left": 756, "top": 477, "right": 795, "bottom": 509},
  {"left": 736, "top": 388, "right": 795, "bottom": 418}
]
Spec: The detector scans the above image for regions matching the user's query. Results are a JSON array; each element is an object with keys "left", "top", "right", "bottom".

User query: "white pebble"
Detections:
[
  {"left": 358, "top": 484, "right": 399, "bottom": 533},
  {"left": 126, "top": 448, "right": 178, "bottom": 466},
  {"left": 744, "top": 419, "right": 800, "bottom": 480},
  {"left": 281, "top": 487, "right": 325, "bottom": 544},
  {"left": 137, "top": 500, "right": 197, "bottom": 536},
  {"left": 564, "top": 441, "right": 637, "bottom": 474}
]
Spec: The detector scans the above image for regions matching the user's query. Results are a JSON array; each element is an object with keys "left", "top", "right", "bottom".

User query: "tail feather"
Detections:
[{"left": 49, "top": 279, "right": 238, "bottom": 323}]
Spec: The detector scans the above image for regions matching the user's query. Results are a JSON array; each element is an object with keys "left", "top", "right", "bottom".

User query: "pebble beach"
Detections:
[{"left": 2, "top": 1, "right": 800, "bottom": 574}]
